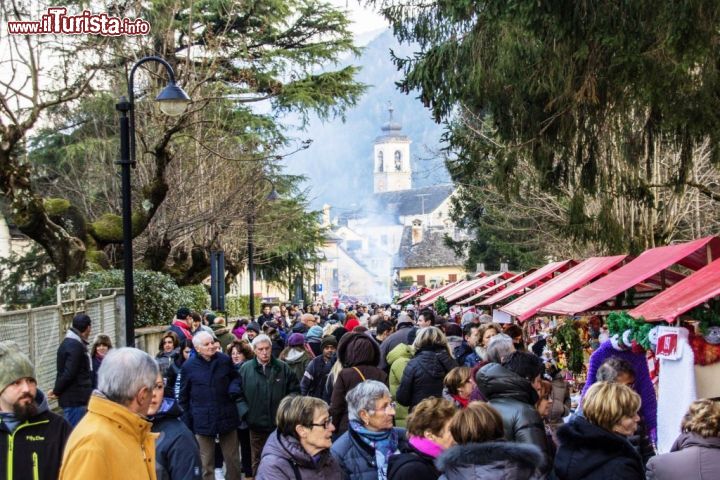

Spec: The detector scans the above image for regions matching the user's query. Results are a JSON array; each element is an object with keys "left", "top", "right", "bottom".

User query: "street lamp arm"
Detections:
[{"left": 127, "top": 56, "right": 183, "bottom": 165}]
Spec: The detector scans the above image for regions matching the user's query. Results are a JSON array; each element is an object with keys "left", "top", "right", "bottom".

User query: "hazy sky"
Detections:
[{"left": 330, "top": 1, "right": 388, "bottom": 37}]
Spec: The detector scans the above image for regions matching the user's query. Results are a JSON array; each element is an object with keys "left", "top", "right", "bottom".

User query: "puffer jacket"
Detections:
[
  {"left": 179, "top": 352, "right": 241, "bottom": 435},
  {"left": 396, "top": 346, "right": 457, "bottom": 411},
  {"left": 551, "top": 415, "right": 644, "bottom": 480},
  {"left": 53, "top": 328, "right": 93, "bottom": 408},
  {"left": 331, "top": 427, "right": 408, "bottom": 480},
  {"left": 476, "top": 362, "right": 549, "bottom": 464},
  {"left": 437, "top": 441, "right": 544, "bottom": 480},
  {"left": 646, "top": 432, "right": 720, "bottom": 480},
  {"left": 256, "top": 430, "right": 341, "bottom": 480},
  {"left": 379, "top": 324, "right": 415, "bottom": 370},
  {"left": 150, "top": 398, "right": 202, "bottom": 480},
  {"left": 387, "top": 343, "right": 413, "bottom": 427},
  {"left": 330, "top": 332, "right": 388, "bottom": 434}
]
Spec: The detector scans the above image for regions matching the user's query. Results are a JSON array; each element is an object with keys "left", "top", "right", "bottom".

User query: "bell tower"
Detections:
[{"left": 373, "top": 104, "right": 412, "bottom": 193}]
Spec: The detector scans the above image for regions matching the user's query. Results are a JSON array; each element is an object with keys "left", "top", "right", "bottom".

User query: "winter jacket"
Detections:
[
  {"left": 436, "top": 441, "right": 544, "bottom": 480},
  {"left": 646, "top": 432, "right": 720, "bottom": 480},
  {"left": 300, "top": 354, "right": 334, "bottom": 398},
  {"left": 388, "top": 443, "right": 440, "bottom": 480},
  {"left": 379, "top": 323, "right": 415, "bottom": 370},
  {"left": 179, "top": 352, "right": 241, "bottom": 435},
  {"left": 330, "top": 332, "right": 388, "bottom": 434},
  {"left": 156, "top": 350, "right": 177, "bottom": 387},
  {"left": 387, "top": 343, "right": 413, "bottom": 427},
  {"left": 271, "top": 334, "right": 286, "bottom": 359},
  {"left": 91, "top": 354, "right": 103, "bottom": 389},
  {"left": 548, "top": 375, "right": 571, "bottom": 425},
  {"left": 167, "top": 321, "right": 192, "bottom": 341},
  {"left": 453, "top": 340, "right": 481, "bottom": 367},
  {"left": 164, "top": 357, "right": 184, "bottom": 401},
  {"left": 59, "top": 393, "right": 158, "bottom": 480},
  {"left": 331, "top": 427, "right": 408, "bottom": 480},
  {"left": 396, "top": 346, "right": 457, "bottom": 411},
  {"left": 236, "top": 357, "right": 300, "bottom": 432},
  {"left": 551, "top": 415, "right": 644, "bottom": 480},
  {"left": 53, "top": 328, "right": 93, "bottom": 408},
  {"left": 150, "top": 398, "right": 202, "bottom": 480},
  {"left": 0, "top": 390, "right": 71, "bottom": 480},
  {"left": 209, "top": 324, "right": 237, "bottom": 352},
  {"left": 256, "top": 430, "right": 341, "bottom": 480},
  {"left": 476, "top": 362, "right": 549, "bottom": 465},
  {"left": 281, "top": 348, "right": 312, "bottom": 383},
  {"left": 629, "top": 419, "right": 656, "bottom": 466}
]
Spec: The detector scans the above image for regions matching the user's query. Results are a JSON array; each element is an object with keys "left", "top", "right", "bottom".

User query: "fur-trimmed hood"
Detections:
[{"left": 436, "top": 441, "right": 543, "bottom": 480}]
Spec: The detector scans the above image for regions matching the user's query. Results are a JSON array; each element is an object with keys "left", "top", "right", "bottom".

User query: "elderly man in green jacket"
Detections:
[{"left": 236, "top": 334, "right": 300, "bottom": 476}]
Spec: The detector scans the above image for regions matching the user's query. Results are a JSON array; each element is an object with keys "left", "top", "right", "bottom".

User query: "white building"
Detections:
[{"left": 316, "top": 107, "right": 467, "bottom": 303}]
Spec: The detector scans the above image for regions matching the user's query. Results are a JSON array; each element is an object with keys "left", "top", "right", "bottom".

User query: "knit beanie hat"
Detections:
[
  {"left": 287, "top": 333, "right": 305, "bottom": 347},
  {"left": 306, "top": 326, "right": 324, "bottom": 339},
  {"left": 0, "top": 341, "right": 35, "bottom": 393},
  {"left": 321, "top": 335, "right": 338, "bottom": 349}
]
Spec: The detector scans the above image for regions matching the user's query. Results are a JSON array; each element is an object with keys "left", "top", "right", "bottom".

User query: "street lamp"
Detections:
[
  {"left": 247, "top": 177, "right": 279, "bottom": 319},
  {"left": 116, "top": 56, "right": 191, "bottom": 346}
]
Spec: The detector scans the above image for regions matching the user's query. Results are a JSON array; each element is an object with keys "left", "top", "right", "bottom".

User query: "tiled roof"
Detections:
[
  {"left": 396, "top": 226, "right": 467, "bottom": 268},
  {"left": 373, "top": 184, "right": 454, "bottom": 217}
]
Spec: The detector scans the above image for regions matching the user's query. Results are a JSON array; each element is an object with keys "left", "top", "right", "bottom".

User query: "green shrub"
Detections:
[
  {"left": 434, "top": 296, "right": 449, "bottom": 316},
  {"left": 226, "top": 295, "right": 250, "bottom": 318},
  {"left": 178, "top": 284, "right": 210, "bottom": 313},
  {"left": 75, "top": 269, "right": 202, "bottom": 328}
]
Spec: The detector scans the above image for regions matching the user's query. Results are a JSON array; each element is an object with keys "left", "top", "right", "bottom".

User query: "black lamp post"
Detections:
[
  {"left": 247, "top": 177, "right": 279, "bottom": 319},
  {"left": 116, "top": 56, "right": 191, "bottom": 346}
]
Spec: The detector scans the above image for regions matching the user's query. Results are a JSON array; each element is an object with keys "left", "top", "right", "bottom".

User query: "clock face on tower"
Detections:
[{"left": 394, "top": 150, "right": 402, "bottom": 170}]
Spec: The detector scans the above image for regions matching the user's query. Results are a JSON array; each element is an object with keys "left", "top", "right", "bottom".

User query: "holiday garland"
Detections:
[
  {"left": 555, "top": 321, "right": 585, "bottom": 374},
  {"left": 434, "top": 296, "right": 449, "bottom": 316},
  {"left": 606, "top": 311, "right": 657, "bottom": 351}
]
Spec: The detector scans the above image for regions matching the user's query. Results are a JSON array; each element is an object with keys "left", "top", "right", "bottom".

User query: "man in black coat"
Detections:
[
  {"left": 0, "top": 341, "right": 72, "bottom": 480},
  {"left": 51, "top": 313, "right": 93, "bottom": 427}
]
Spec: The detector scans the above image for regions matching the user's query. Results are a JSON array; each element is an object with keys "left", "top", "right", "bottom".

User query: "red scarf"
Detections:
[
  {"left": 452, "top": 394, "right": 470, "bottom": 409},
  {"left": 172, "top": 320, "right": 192, "bottom": 339}
]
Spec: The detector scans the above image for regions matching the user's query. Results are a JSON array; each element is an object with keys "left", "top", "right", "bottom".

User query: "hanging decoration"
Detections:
[{"left": 553, "top": 321, "right": 585, "bottom": 374}]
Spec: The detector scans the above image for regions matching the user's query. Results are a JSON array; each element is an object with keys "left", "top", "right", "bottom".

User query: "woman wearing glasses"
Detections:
[
  {"left": 256, "top": 395, "right": 340, "bottom": 479},
  {"left": 331, "top": 380, "right": 409, "bottom": 480}
]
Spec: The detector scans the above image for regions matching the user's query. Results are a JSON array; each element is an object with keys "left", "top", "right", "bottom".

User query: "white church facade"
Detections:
[{"left": 316, "top": 107, "right": 468, "bottom": 303}]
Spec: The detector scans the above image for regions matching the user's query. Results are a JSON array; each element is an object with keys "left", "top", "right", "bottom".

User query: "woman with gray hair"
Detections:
[
  {"left": 331, "top": 380, "right": 408, "bottom": 480},
  {"left": 256, "top": 396, "right": 340, "bottom": 479},
  {"left": 396, "top": 327, "right": 457, "bottom": 411}
]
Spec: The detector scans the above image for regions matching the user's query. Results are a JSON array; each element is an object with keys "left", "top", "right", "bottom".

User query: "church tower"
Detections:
[{"left": 373, "top": 105, "right": 412, "bottom": 193}]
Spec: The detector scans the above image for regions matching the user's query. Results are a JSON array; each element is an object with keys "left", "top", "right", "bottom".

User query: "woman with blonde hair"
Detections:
[
  {"left": 551, "top": 382, "right": 644, "bottom": 479},
  {"left": 397, "top": 327, "right": 457, "bottom": 411},
  {"left": 646, "top": 398, "right": 720, "bottom": 479},
  {"left": 437, "top": 401, "right": 543, "bottom": 479}
]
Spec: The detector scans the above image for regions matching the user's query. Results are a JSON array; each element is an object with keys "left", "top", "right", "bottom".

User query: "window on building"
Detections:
[
  {"left": 394, "top": 150, "right": 402, "bottom": 170},
  {"left": 347, "top": 240, "right": 362, "bottom": 251},
  {"left": 448, "top": 273, "right": 457, "bottom": 282},
  {"left": 416, "top": 274, "right": 426, "bottom": 286},
  {"left": 377, "top": 151, "right": 384, "bottom": 172}
]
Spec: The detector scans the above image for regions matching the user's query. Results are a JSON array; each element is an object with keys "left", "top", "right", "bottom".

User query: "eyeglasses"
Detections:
[
  {"left": 309, "top": 416, "right": 333, "bottom": 429},
  {"left": 370, "top": 402, "right": 397, "bottom": 414}
]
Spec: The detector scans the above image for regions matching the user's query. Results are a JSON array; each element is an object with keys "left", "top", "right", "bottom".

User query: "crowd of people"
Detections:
[{"left": 2, "top": 302, "right": 720, "bottom": 479}]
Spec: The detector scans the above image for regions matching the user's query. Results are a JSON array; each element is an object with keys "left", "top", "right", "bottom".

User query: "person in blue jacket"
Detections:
[
  {"left": 148, "top": 372, "right": 202, "bottom": 480},
  {"left": 180, "top": 331, "right": 242, "bottom": 480}
]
